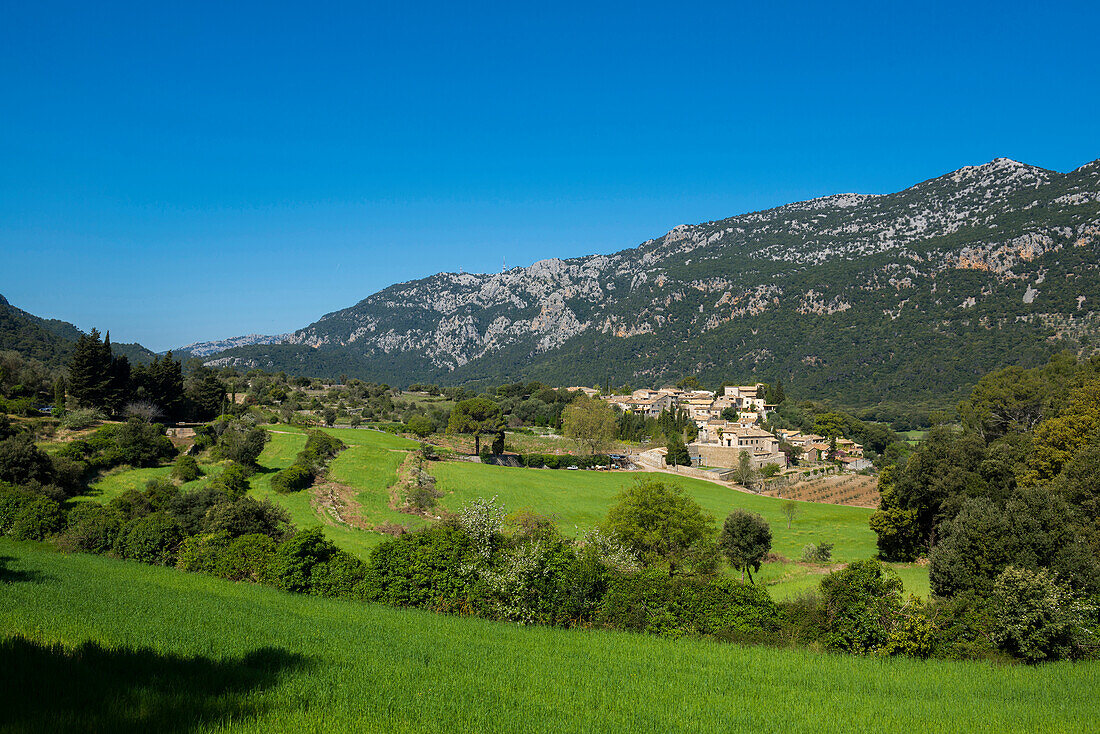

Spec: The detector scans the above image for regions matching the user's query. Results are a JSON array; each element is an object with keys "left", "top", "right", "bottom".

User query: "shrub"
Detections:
[
  {"left": 95, "top": 420, "right": 176, "bottom": 468},
  {"left": 476, "top": 538, "right": 612, "bottom": 626},
  {"left": 114, "top": 512, "right": 184, "bottom": 565},
  {"left": 144, "top": 477, "right": 180, "bottom": 512},
  {"left": 109, "top": 489, "right": 153, "bottom": 521},
  {"left": 296, "top": 430, "right": 344, "bottom": 471},
  {"left": 59, "top": 408, "right": 106, "bottom": 430},
  {"left": 360, "top": 524, "right": 477, "bottom": 609},
  {"left": 761, "top": 463, "right": 782, "bottom": 478},
  {"left": 819, "top": 559, "right": 904, "bottom": 654},
  {"left": 214, "top": 424, "right": 269, "bottom": 467},
  {"left": 171, "top": 455, "right": 202, "bottom": 482},
  {"left": 990, "top": 566, "right": 1090, "bottom": 663},
  {"left": 271, "top": 465, "right": 313, "bottom": 494},
  {"left": 309, "top": 549, "right": 368, "bottom": 599},
  {"left": 10, "top": 497, "right": 64, "bottom": 540},
  {"left": 209, "top": 462, "right": 250, "bottom": 499},
  {"left": 217, "top": 533, "right": 278, "bottom": 582},
  {"left": 61, "top": 503, "right": 124, "bottom": 554},
  {"left": 0, "top": 485, "right": 37, "bottom": 534},
  {"left": 204, "top": 496, "right": 291, "bottom": 540},
  {"left": 176, "top": 532, "right": 229, "bottom": 575},
  {"left": 406, "top": 415, "right": 434, "bottom": 438},
  {"left": 166, "top": 487, "right": 230, "bottom": 535},
  {"left": 801, "top": 541, "right": 834, "bottom": 564},
  {"left": 264, "top": 527, "right": 337, "bottom": 594},
  {"left": 0, "top": 435, "right": 55, "bottom": 487},
  {"left": 597, "top": 572, "right": 780, "bottom": 639}
]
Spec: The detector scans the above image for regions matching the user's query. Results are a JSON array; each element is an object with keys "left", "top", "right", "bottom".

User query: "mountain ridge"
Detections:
[
  {"left": 188, "top": 156, "right": 1099, "bottom": 409},
  {"left": 0, "top": 295, "right": 157, "bottom": 367}
]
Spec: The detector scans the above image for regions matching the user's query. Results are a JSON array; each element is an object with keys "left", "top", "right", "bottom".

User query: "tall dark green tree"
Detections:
[
  {"left": 67, "top": 329, "right": 113, "bottom": 409},
  {"left": 132, "top": 352, "right": 185, "bottom": 421},
  {"left": 664, "top": 431, "right": 691, "bottom": 467}
]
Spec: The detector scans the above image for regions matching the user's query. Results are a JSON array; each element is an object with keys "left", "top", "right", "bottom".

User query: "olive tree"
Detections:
[
  {"left": 562, "top": 396, "right": 617, "bottom": 455},
  {"left": 717, "top": 509, "right": 772, "bottom": 582}
]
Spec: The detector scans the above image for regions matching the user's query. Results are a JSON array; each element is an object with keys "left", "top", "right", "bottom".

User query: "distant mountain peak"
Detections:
[{"left": 196, "top": 157, "right": 1100, "bottom": 413}]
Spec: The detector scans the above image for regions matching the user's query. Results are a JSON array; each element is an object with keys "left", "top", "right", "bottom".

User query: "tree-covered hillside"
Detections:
[{"left": 0, "top": 294, "right": 155, "bottom": 367}]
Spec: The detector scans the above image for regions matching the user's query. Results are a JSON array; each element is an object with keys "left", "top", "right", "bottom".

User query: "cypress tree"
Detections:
[
  {"left": 68, "top": 329, "right": 112, "bottom": 409},
  {"left": 52, "top": 377, "right": 66, "bottom": 416}
]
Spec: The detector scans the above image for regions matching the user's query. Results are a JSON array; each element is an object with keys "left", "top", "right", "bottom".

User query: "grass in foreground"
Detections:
[{"left": 1, "top": 539, "right": 1096, "bottom": 734}]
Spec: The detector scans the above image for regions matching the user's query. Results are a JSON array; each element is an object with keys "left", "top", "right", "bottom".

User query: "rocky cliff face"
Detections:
[{"left": 205, "top": 158, "right": 1100, "bottom": 408}]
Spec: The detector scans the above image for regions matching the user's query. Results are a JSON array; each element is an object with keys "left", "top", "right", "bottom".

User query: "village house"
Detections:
[{"left": 604, "top": 380, "right": 872, "bottom": 474}]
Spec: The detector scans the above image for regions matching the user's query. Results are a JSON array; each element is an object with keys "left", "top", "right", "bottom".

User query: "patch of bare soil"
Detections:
[
  {"left": 310, "top": 481, "right": 371, "bottom": 530},
  {"left": 763, "top": 473, "right": 880, "bottom": 507}
]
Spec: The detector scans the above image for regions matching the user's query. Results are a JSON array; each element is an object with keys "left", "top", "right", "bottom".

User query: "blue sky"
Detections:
[{"left": 2, "top": 0, "right": 1098, "bottom": 351}]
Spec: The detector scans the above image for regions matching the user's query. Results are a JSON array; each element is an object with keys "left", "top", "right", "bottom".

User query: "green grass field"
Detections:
[
  {"left": 433, "top": 463, "right": 876, "bottom": 562},
  {"left": 74, "top": 426, "right": 922, "bottom": 591},
  {"left": 1, "top": 539, "right": 1095, "bottom": 734}
]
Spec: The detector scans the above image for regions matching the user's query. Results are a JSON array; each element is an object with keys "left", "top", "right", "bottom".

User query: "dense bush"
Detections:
[
  {"left": 360, "top": 524, "right": 477, "bottom": 609},
  {"left": 213, "top": 422, "right": 269, "bottom": 467},
  {"left": 264, "top": 527, "right": 340, "bottom": 594},
  {"left": 143, "top": 477, "right": 180, "bottom": 512},
  {"left": 109, "top": 489, "right": 153, "bottom": 521},
  {"left": 406, "top": 415, "right": 434, "bottom": 437},
  {"left": 820, "top": 559, "right": 906, "bottom": 654},
  {"left": 60, "top": 503, "right": 124, "bottom": 554},
  {"left": 597, "top": 572, "right": 780, "bottom": 639},
  {"left": 113, "top": 512, "right": 183, "bottom": 565},
  {"left": 0, "top": 435, "right": 55, "bottom": 488},
  {"left": 167, "top": 487, "right": 231, "bottom": 535},
  {"left": 58, "top": 419, "right": 175, "bottom": 471},
  {"left": 271, "top": 465, "right": 312, "bottom": 494},
  {"left": 204, "top": 496, "right": 291, "bottom": 540},
  {"left": 10, "top": 496, "right": 64, "bottom": 540},
  {"left": 990, "top": 566, "right": 1092, "bottom": 663},
  {"left": 297, "top": 430, "right": 344, "bottom": 471},
  {"left": 476, "top": 539, "right": 611, "bottom": 626},
  {"left": 171, "top": 455, "right": 202, "bottom": 482},
  {"left": 268, "top": 430, "right": 346, "bottom": 494},
  {"left": 0, "top": 485, "right": 37, "bottom": 534},
  {"left": 177, "top": 532, "right": 277, "bottom": 582},
  {"left": 208, "top": 462, "right": 250, "bottom": 499}
]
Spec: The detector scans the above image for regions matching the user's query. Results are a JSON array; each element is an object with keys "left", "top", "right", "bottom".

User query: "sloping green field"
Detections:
[
  {"left": 434, "top": 462, "right": 876, "bottom": 562},
  {"left": 1, "top": 540, "right": 1095, "bottom": 734},
  {"left": 77, "top": 427, "right": 912, "bottom": 589}
]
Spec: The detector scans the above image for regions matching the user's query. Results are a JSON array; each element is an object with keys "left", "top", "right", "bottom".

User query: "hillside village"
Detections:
[{"left": 600, "top": 384, "right": 872, "bottom": 473}]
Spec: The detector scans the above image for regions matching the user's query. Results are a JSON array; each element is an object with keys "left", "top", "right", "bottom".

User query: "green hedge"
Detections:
[{"left": 597, "top": 571, "right": 780, "bottom": 639}]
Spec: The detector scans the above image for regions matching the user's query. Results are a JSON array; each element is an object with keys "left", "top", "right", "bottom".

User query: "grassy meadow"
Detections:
[
  {"left": 75, "top": 425, "right": 927, "bottom": 593},
  {"left": 433, "top": 461, "right": 877, "bottom": 562},
  {"left": 1, "top": 539, "right": 1095, "bottom": 734}
]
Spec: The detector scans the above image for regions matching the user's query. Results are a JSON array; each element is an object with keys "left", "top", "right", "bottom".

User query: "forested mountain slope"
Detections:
[
  {"left": 205, "top": 158, "right": 1098, "bottom": 408},
  {"left": 0, "top": 294, "right": 155, "bottom": 367}
]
